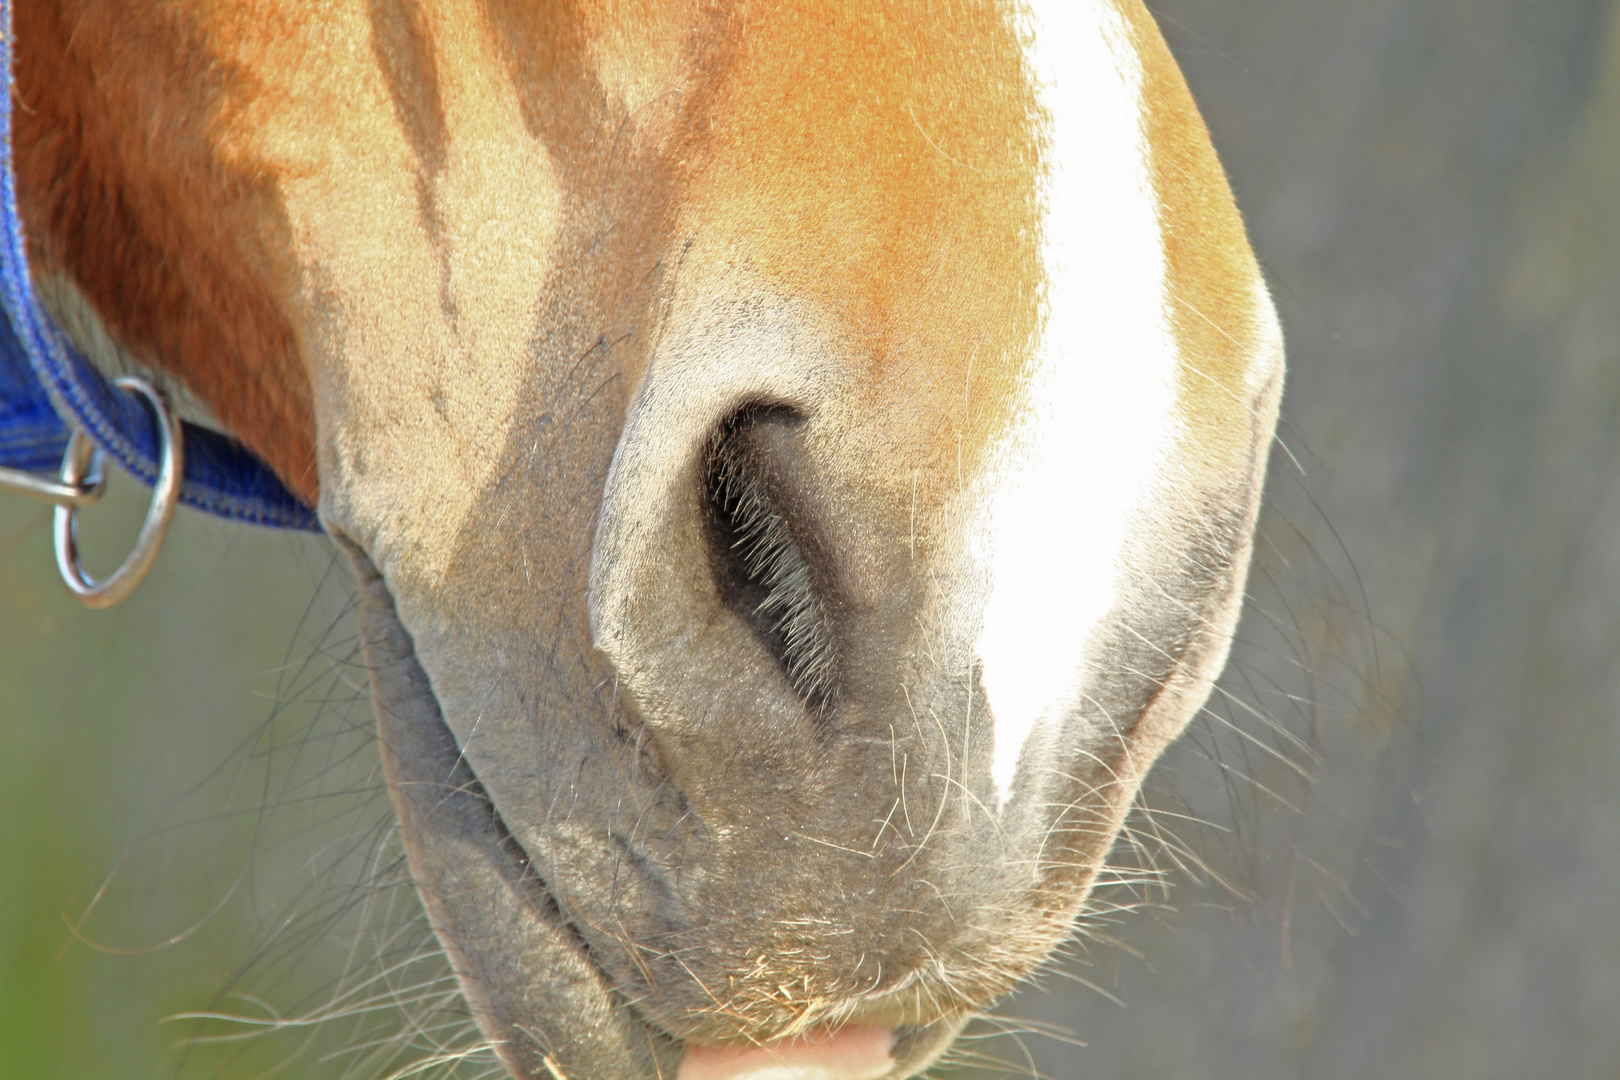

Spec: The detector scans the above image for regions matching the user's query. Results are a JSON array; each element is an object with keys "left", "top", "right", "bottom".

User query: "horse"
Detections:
[{"left": 7, "top": 0, "right": 1284, "bottom": 1076}]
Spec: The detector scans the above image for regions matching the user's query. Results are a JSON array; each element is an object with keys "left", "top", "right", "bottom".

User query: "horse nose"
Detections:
[
  {"left": 592, "top": 394, "right": 889, "bottom": 795},
  {"left": 677, "top": 1027, "right": 895, "bottom": 1080}
]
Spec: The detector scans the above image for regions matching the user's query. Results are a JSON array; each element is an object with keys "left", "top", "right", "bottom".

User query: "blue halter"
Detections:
[{"left": 0, "top": 2, "right": 319, "bottom": 531}]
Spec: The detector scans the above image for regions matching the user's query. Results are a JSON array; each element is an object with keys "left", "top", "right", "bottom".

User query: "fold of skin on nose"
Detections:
[{"left": 677, "top": 1027, "right": 895, "bottom": 1080}]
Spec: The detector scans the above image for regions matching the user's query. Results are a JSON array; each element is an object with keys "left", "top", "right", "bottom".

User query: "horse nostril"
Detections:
[{"left": 702, "top": 404, "right": 839, "bottom": 715}]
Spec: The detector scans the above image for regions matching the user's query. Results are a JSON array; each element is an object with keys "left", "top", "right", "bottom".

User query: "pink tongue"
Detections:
[{"left": 676, "top": 1026, "right": 895, "bottom": 1080}]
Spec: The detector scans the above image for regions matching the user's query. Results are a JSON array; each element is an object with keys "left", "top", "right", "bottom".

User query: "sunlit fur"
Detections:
[{"left": 14, "top": 1, "right": 1283, "bottom": 1077}]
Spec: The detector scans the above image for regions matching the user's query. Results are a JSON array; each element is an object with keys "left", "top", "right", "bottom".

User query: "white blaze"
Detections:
[{"left": 975, "top": 0, "right": 1179, "bottom": 809}]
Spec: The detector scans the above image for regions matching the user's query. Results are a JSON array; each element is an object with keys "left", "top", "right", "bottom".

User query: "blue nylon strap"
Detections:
[
  {"left": 0, "top": 2, "right": 320, "bottom": 531},
  {"left": 0, "top": 310, "right": 64, "bottom": 473}
]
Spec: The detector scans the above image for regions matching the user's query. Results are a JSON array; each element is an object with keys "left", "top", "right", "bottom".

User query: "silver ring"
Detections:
[{"left": 54, "top": 376, "right": 184, "bottom": 609}]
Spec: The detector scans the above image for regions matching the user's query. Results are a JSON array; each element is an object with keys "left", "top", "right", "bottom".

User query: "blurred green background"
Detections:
[
  {"left": 6, "top": 0, "right": 1620, "bottom": 1077},
  {"left": 0, "top": 486, "right": 370, "bottom": 1078}
]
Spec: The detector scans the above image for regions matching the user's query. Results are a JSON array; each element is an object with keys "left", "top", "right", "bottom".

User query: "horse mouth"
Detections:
[{"left": 347, "top": 549, "right": 963, "bottom": 1080}]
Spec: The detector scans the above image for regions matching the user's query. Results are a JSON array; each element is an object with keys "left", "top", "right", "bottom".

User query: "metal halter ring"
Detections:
[{"left": 54, "top": 376, "right": 184, "bottom": 609}]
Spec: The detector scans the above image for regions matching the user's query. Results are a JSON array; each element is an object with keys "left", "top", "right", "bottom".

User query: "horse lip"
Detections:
[
  {"left": 348, "top": 545, "right": 684, "bottom": 1079},
  {"left": 677, "top": 1025, "right": 896, "bottom": 1080},
  {"left": 676, "top": 1021, "right": 968, "bottom": 1080},
  {"left": 345, "top": 541, "right": 974, "bottom": 1079}
]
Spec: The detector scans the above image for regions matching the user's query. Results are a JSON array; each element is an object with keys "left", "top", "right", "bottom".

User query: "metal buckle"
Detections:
[
  {"left": 0, "top": 376, "right": 183, "bottom": 608},
  {"left": 0, "top": 456, "right": 106, "bottom": 505},
  {"left": 13, "top": 375, "right": 185, "bottom": 608}
]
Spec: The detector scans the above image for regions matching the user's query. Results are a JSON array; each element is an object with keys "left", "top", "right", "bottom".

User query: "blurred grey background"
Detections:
[{"left": 4, "top": 1, "right": 1619, "bottom": 1077}]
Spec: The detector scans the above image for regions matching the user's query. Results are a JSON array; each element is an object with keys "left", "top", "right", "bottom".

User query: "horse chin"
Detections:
[{"left": 350, "top": 548, "right": 968, "bottom": 1080}]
